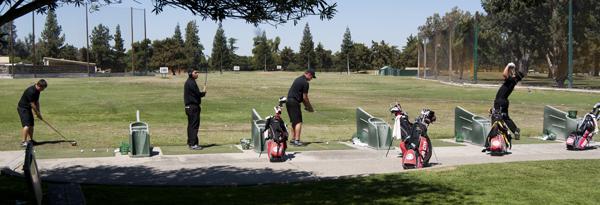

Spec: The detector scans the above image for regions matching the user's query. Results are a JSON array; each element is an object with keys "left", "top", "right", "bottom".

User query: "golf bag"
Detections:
[
  {"left": 485, "top": 108, "right": 512, "bottom": 156},
  {"left": 263, "top": 97, "right": 289, "bottom": 162},
  {"left": 391, "top": 103, "right": 435, "bottom": 169},
  {"left": 566, "top": 103, "right": 600, "bottom": 150}
]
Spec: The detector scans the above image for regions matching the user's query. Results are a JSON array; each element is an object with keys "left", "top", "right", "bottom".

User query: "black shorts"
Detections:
[
  {"left": 17, "top": 107, "right": 34, "bottom": 127},
  {"left": 286, "top": 98, "right": 302, "bottom": 127}
]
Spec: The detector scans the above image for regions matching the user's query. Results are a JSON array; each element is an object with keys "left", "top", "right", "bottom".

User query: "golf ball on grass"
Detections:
[{"left": 80, "top": 149, "right": 84, "bottom": 153}]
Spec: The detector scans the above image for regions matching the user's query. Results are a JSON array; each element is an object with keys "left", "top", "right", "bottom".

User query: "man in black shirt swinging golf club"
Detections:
[
  {"left": 286, "top": 69, "right": 316, "bottom": 146},
  {"left": 17, "top": 79, "right": 47, "bottom": 147},
  {"left": 483, "top": 62, "right": 525, "bottom": 152},
  {"left": 184, "top": 69, "right": 206, "bottom": 150}
]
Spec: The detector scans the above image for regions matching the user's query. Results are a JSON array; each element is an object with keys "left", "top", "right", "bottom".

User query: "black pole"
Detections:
[{"left": 85, "top": 3, "right": 90, "bottom": 76}]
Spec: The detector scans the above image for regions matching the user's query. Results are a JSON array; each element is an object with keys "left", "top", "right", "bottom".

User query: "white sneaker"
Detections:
[{"left": 21, "top": 141, "right": 27, "bottom": 147}]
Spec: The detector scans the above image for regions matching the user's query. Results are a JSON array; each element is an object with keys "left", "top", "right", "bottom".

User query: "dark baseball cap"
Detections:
[{"left": 306, "top": 69, "right": 316, "bottom": 78}]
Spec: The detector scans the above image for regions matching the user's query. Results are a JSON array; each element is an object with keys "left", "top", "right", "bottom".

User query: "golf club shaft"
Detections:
[
  {"left": 204, "top": 67, "right": 208, "bottom": 88},
  {"left": 41, "top": 119, "right": 68, "bottom": 140}
]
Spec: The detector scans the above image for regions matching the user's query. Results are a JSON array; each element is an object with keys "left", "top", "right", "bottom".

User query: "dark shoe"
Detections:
[
  {"left": 291, "top": 140, "right": 304, "bottom": 146},
  {"left": 514, "top": 128, "right": 521, "bottom": 140},
  {"left": 481, "top": 147, "right": 489, "bottom": 152},
  {"left": 189, "top": 145, "right": 203, "bottom": 150}
]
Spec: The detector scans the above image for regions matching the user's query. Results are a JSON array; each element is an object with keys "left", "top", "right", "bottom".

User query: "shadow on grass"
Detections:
[
  {"left": 79, "top": 171, "right": 477, "bottom": 204},
  {"left": 41, "top": 165, "right": 316, "bottom": 186},
  {"left": 36, "top": 164, "right": 478, "bottom": 204}
]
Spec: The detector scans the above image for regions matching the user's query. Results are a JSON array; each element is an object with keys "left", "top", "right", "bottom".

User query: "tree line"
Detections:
[{"left": 1, "top": 10, "right": 420, "bottom": 73}]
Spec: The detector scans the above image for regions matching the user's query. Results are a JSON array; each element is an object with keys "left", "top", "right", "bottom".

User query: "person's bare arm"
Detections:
[
  {"left": 302, "top": 93, "right": 314, "bottom": 112},
  {"left": 30, "top": 102, "right": 42, "bottom": 120},
  {"left": 502, "top": 65, "right": 511, "bottom": 79}
]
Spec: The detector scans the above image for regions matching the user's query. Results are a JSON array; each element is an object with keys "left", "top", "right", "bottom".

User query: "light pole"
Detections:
[
  {"left": 85, "top": 3, "right": 90, "bottom": 76},
  {"left": 423, "top": 38, "right": 428, "bottom": 78}
]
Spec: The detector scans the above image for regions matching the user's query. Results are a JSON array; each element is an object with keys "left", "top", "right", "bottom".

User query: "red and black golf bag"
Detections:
[
  {"left": 391, "top": 104, "right": 436, "bottom": 169},
  {"left": 263, "top": 97, "right": 289, "bottom": 162},
  {"left": 484, "top": 108, "right": 512, "bottom": 156},
  {"left": 566, "top": 103, "right": 599, "bottom": 150}
]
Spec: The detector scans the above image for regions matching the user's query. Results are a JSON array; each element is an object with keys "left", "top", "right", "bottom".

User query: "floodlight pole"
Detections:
[
  {"left": 32, "top": 13, "right": 36, "bottom": 65},
  {"left": 417, "top": 36, "right": 420, "bottom": 78},
  {"left": 144, "top": 8, "right": 147, "bottom": 72},
  {"left": 423, "top": 38, "right": 428, "bottom": 78},
  {"left": 567, "top": 0, "right": 573, "bottom": 88},
  {"left": 473, "top": 12, "right": 479, "bottom": 83},
  {"left": 85, "top": 3, "right": 90, "bottom": 76},
  {"left": 130, "top": 7, "right": 135, "bottom": 74}
]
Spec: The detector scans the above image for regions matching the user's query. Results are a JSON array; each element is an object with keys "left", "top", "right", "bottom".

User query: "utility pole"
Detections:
[
  {"left": 130, "top": 7, "right": 135, "bottom": 74},
  {"left": 449, "top": 23, "right": 453, "bottom": 82},
  {"left": 85, "top": 3, "right": 90, "bottom": 76},
  {"left": 9, "top": 21, "right": 13, "bottom": 64},
  {"left": 417, "top": 36, "right": 420, "bottom": 78},
  {"left": 144, "top": 8, "right": 147, "bottom": 72},
  {"left": 473, "top": 12, "right": 479, "bottom": 83},
  {"left": 567, "top": 0, "right": 573, "bottom": 88},
  {"left": 32, "top": 13, "right": 36, "bottom": 65},
  {"left": 423, "top": 38, "right": 428, "bottom": 78}
]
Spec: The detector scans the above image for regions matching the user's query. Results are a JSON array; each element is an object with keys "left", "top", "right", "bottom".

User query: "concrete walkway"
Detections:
[{"left": 2, "top": 141, "right": 600, "bottom": 186}]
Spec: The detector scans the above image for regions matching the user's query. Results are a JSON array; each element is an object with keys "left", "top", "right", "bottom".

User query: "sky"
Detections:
[{"left": 12, "top": 1, "right": 485, "bottom": 56}]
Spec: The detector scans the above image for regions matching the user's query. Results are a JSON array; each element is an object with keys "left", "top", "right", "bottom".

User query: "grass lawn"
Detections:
[
  {"left": 1, "top": 72, "right": 597, "bottom": 153},
  {"left": 3, "top": 159, "right": 600, "bottom": 204}
]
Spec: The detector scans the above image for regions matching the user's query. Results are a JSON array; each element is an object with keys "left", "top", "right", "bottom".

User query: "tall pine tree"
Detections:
[
  {"left": 184, "top": 20, "right": 204, "bottom": 72},
  {"left": 340, "top": 26, "right": 353, "bottom": 73},
  {"left": 39, "top": 10, "right": 65, "bottom": 61},
  {"left": 172, "top": 24, "right": 187, "bottom": 72},
  {"left": 298, "top": 23, "right": 315, "bottom": 69},
  {"left": 252, "top": 31, "right": 273, "bottom": 71},
  {"left": 90, "top": 24, "right": 112, "bottom": 70},
  {"left": 211, "top": 23, "right": 230, "bottom": 73},
  {"left": 112, "top": 25, "right": 126, "bottom": 72}
]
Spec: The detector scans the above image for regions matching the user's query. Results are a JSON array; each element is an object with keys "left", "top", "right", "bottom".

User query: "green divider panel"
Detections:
[
  {"left": 251, "top": 109, "right": 266, "bottom": 153},
  {"left": 542, "top": 105, "right": 580, "bottom": 140},
  {"left": 355, "top": 108, "right": 392, "bottom": 150},
  {"left": 356, "top": 108, "right": 374, "bottom": 144},
  {"left": 454, "top": 106, "right": 490, "bottom": 146}
]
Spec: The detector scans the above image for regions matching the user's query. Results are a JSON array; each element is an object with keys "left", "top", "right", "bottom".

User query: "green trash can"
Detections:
[{"left": 129, "top": 111, "right": 150, "bottom": 157}]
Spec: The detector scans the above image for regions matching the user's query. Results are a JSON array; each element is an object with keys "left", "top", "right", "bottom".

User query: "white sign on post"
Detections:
[
  {"left": 277, "top": 65, "right": 282, "bottom": 70},
  {"left": 233, "top": 66, "right": 240, "bottom": 71},
  {"left": 159, "top": 67, "right": 168, "bottom": 78}
]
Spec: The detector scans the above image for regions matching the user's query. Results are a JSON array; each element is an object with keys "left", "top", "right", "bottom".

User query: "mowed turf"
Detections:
[{"left": 0, "top": 72, "right": 597, "bottom": 151}]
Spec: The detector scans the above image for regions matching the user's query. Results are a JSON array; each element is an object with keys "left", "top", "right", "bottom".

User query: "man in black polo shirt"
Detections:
[
  {"left": 184, "top": 69, "right": 206, "bottom": 150},
  {"left": 17, "top": 79, "right": 47, "bottom": 147},
  {"left": 286, "top": 69, "right": 315, "bottom": 146}
]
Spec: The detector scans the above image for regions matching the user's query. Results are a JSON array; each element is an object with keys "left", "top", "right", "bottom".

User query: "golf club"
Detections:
[
  {"left": 41, "top": 119, "right": 77, "bottom": 146},
  {"left": 204, "top": 66, "right": 208, "bottom": 90},
  {"left": 385, "top": 137, "right": 394, "bottom": 157}
]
